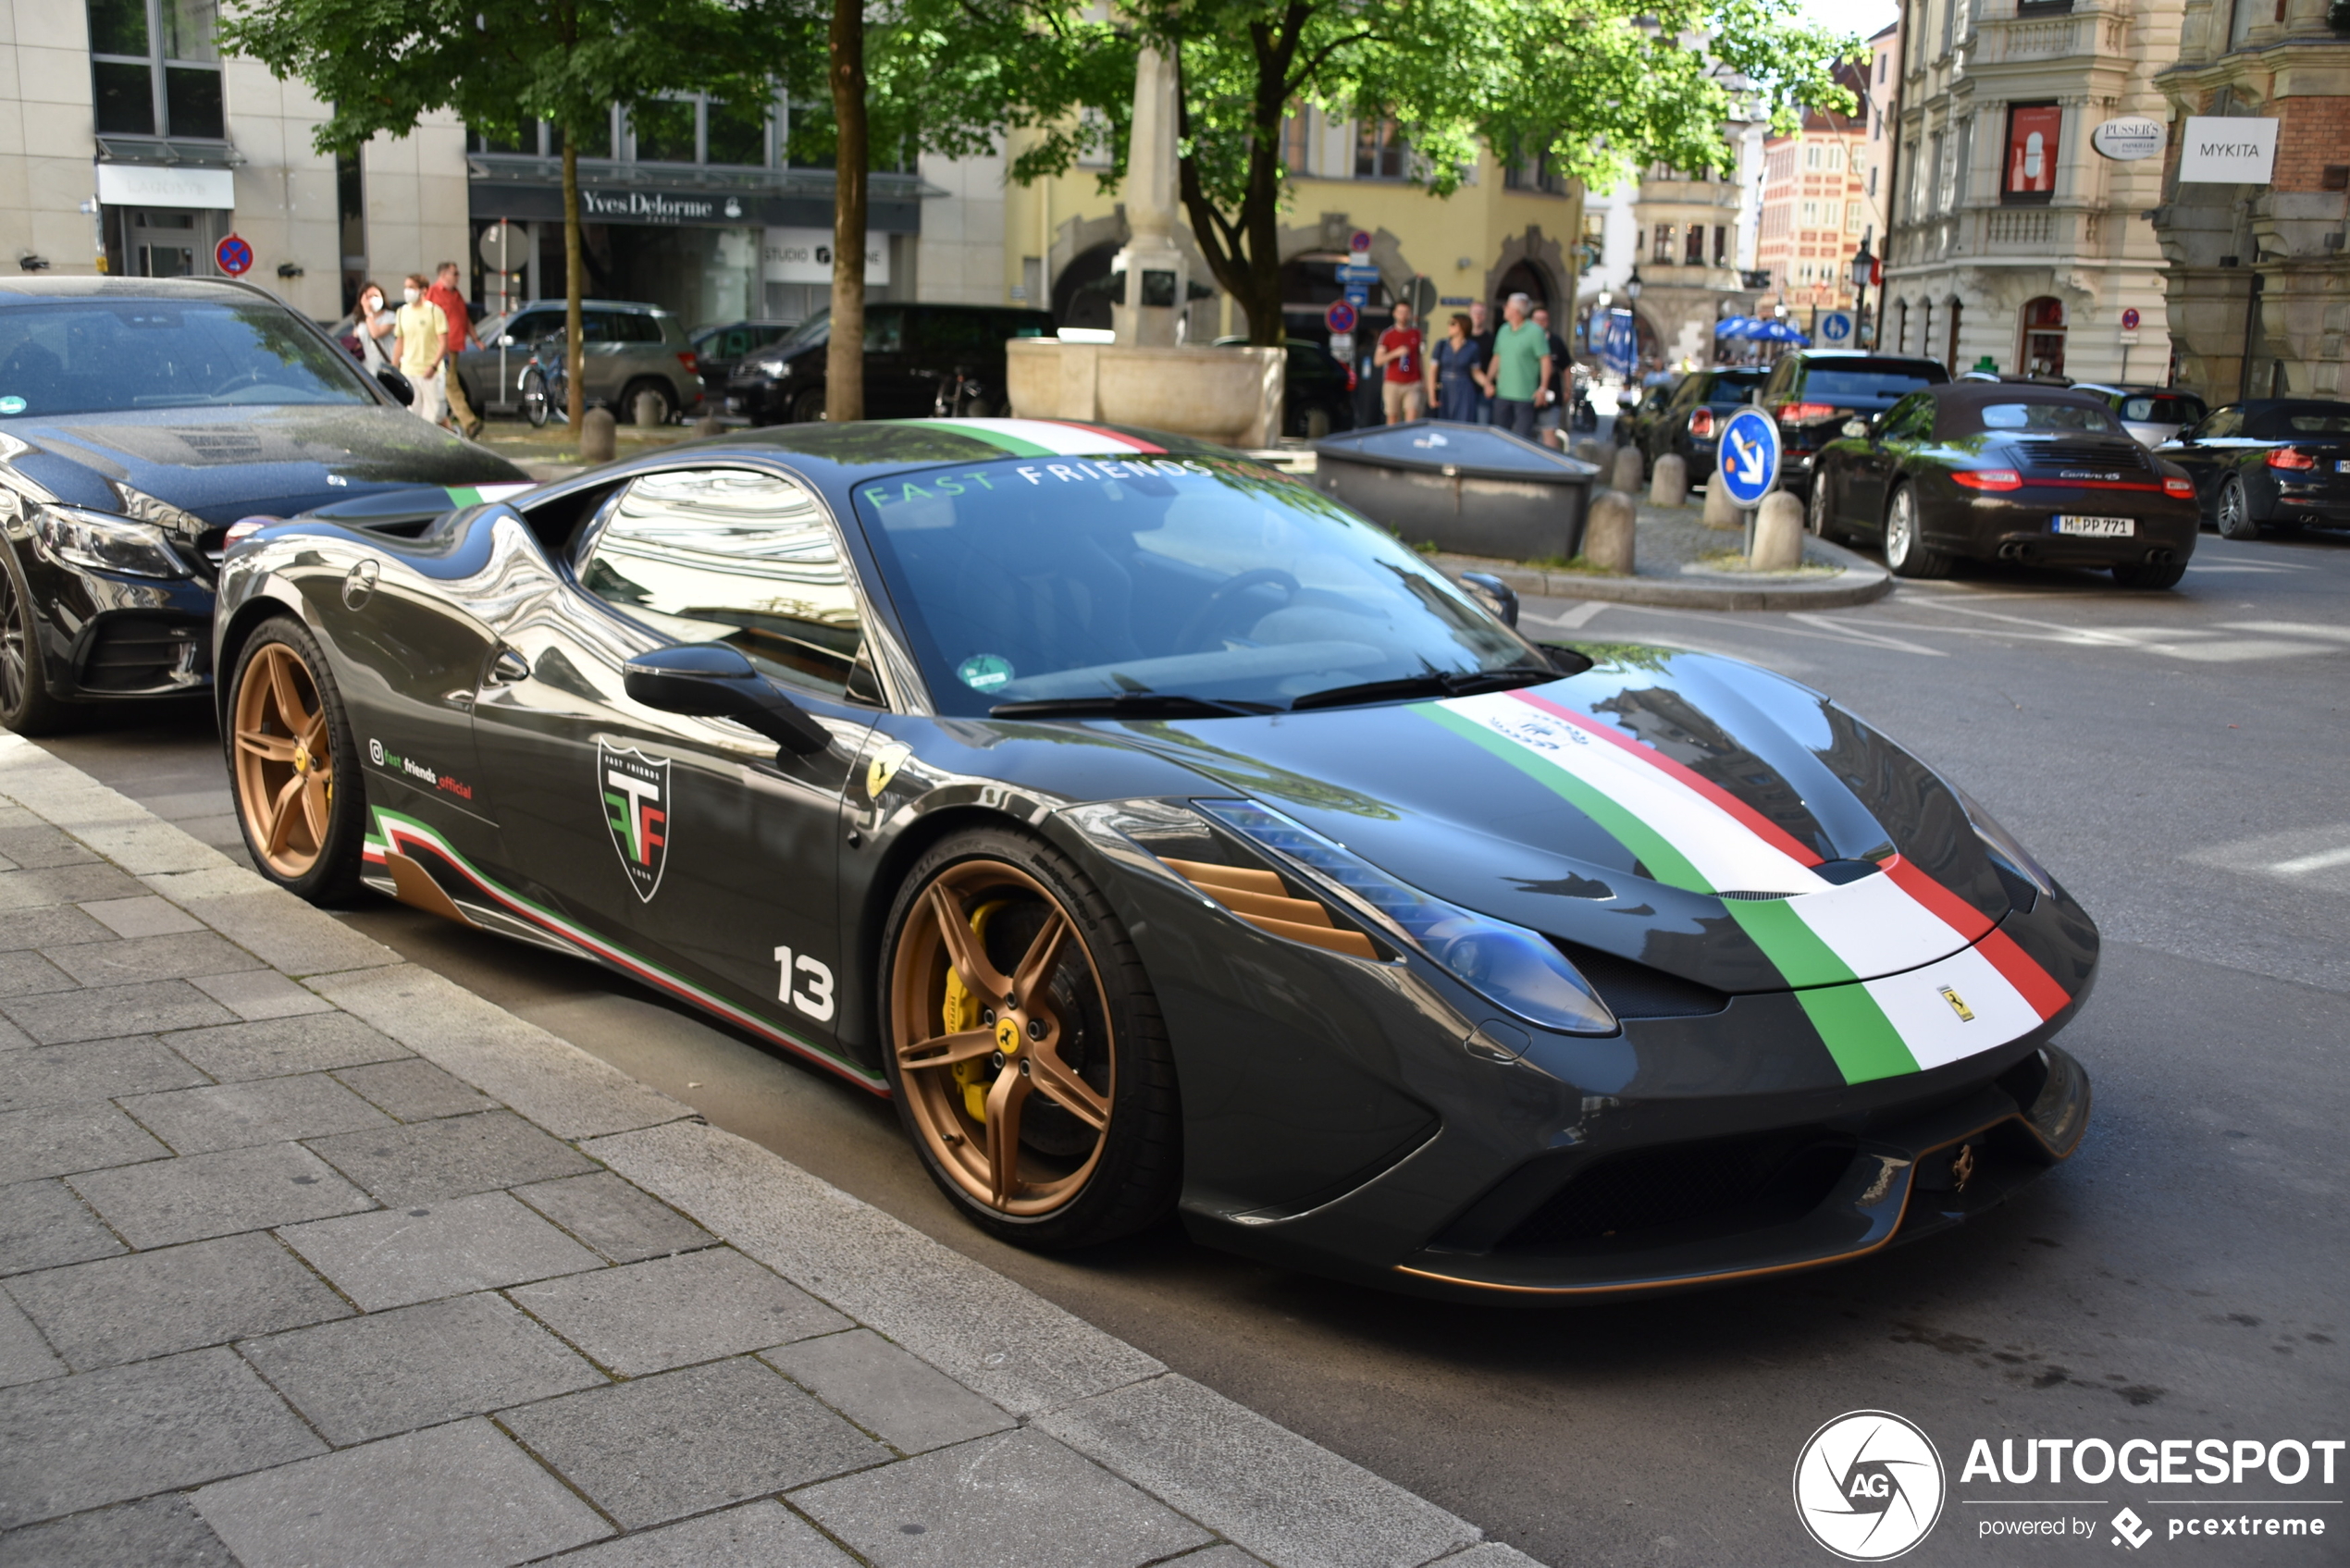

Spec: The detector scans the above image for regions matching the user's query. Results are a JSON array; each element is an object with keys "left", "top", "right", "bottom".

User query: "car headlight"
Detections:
[
  {"left": 31, "top": 502, "right": 190, "bottom": 579},
  {"left": 1952, "top": 785, "right": 2054, "bottom": 907},
  {"left": 753, "top": 358, "right": 789, "bottom": 377},
  {"left": 1196, "top": 798, "right": 1617, "bottom": 1036}
]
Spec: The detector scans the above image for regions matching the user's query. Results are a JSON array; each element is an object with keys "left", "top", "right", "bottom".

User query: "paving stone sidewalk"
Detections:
[{"left": 0, "top": 736, "right": 1544, "bottom": 1568}]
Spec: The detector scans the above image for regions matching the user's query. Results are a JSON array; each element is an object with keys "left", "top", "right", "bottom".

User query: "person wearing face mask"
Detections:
[
  {"left": 394, "top": 274, "right": 451, "bottom": 426},
  {"left": 349, "top": 282, "right": 395, "bottom": 374}
]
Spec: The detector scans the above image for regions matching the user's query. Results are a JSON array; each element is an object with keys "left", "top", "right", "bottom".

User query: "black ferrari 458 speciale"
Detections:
[{"left": 213, "top": 417, "right": 2097, "bottom": 1301}]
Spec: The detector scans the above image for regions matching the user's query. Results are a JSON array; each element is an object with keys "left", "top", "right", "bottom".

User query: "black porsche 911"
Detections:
[
  {"left": 0, "top": 277, "right": 528, "bottom": 734},
  {"left": 1809, "top": 383, "right": 2200, "bottom": 586},
  {"left": 213, "top": 417, "right": 2097, "bottom": 1302},
  {"left": 2155, "top": 398, "right": 2350, "bottom": 540}
]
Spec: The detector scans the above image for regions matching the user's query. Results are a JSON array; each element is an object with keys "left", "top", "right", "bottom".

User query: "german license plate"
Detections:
[
  {"left": 2054, "top": 515, "right": 2134, "bottom": 537},
  {"left": 2335, "top": 460, "right": 2350, "bottom": 474}
]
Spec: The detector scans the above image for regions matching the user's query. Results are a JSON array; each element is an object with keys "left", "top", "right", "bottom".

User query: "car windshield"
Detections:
[
  {"left": 2120, "top": 394, "right": 2202, "bottom": 425},
  {"left": 1980, "top": 401, "right": 2119, "bottom": 432},
  {"left": 852, "top": 455, "right": 1537, "bottom": 715},
  {"left": 778, "top": 312, "right": 830, "bottom": 352},
  {"left": 1799, "top": 364, "right": 1947, "bottom": 401},
  {"left": 0, "top": 300, "right": 377, "bottom": 417},
  {"left": 1704, "top": 371, "right": 1768, "bottom": 406}
]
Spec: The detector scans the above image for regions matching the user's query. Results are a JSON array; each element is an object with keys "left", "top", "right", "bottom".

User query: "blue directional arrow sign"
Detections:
[
  {"left": 1335, "top": 264, "right": 1383, "bottom": 283},
  {"left": 1715, "top": 406, "right": 1781, "bottom": 509},
  {"left": 1818, "top": 310, "right": 1854, "bottom": 344}
]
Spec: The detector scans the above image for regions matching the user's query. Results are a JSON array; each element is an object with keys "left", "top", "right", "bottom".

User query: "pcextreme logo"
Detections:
[{"left": 1795, "top": 1410, "right": 1948, "bottom": 1562}]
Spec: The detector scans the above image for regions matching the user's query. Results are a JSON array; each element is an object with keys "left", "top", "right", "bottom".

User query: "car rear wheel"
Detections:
[
  {"left": 1807, "top": 475, "right": 1848, "bottom": 543},
  {"left": 2215, "top": 476, "right": 2259, "bottom": 540},
  {"left": 226, "top": 618, "right": 367, "bottom": 902},
  {"left": 881, "top": 826, "right": 1179, "bottom": 1250},
  {"left": 0, "top": 545, "right": 68, "bottom": 735},
  {"left": 790, "top": 388, "right": 827, "bottom": 425},
  {"left": 619, "top": 377, "right": 673, "bottom": 426},
  {"left": 1884, "top": 485, "right": 1951, "bottom": 578},
  {"left": 2111, "top": 560, "right": 2187, "bottom": 590}
]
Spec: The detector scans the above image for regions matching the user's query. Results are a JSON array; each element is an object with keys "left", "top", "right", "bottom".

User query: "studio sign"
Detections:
[
  {"left": 2090, "top": 116, "right": 2165, "bottom": 162},
  {"left": 578, "top": 189, "right": 747, "bottom": 224}
]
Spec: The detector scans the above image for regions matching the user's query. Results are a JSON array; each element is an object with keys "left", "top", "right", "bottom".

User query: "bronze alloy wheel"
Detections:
[
  {"left": 232, "top": 640, "right": 337, "bottom": 880},
  {"left": 891, "top": 858, "right": 1117, "bottom": 1219}
]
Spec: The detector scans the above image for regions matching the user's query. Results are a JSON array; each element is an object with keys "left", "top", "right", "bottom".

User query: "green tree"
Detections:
[
  {"left": 1012, "top": 0, "right": 1860, "bottom": 345},
  {"left": 222, "top": 0, "right": 759, "bottom": 433}
]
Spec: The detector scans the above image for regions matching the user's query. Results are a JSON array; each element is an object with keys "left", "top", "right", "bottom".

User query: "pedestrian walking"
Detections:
[
  {"left": 349, "top": 281, "right": 396, "bottom": 373},
  {"left": 1480, "top": 292, "right": 1552, "bottom": 440},
  {"left": 1374, "top": 301, "right": 1425, "bottom": 425},
  {"left": 1531, "top": 306, "right": 1572, "bottom": 450},
  {"left": 1427, "top": 313, "right": 1484, "bottom": 423},
  {"left": 393, "top": 274, "right": 450, "bottom": 427},
  {"left": 1468, "top": 300, "right": 1495, "bottom": 425},
  {"left": 427, "top": 261, "right": 483, "bottom": 438}
]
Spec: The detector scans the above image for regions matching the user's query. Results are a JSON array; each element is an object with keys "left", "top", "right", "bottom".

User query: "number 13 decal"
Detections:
[{"left": 773, "top": 946, "right": 835, "bottom": 1022}]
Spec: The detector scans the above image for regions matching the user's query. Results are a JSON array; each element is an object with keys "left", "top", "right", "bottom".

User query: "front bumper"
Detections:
[
  {"left": 725, "top": 377, "right": 789, "bottom": 421},
  {"left": 8, "top": 536, "right": 214, "bottom": 701}
]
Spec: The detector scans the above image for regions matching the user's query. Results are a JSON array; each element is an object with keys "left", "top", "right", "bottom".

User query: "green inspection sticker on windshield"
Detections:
[
  {"left": 0, "top": 397, "right": 24, "bottom": 414},
  {"left": 958, "top": 653, "right": 1014, "bottom": 692}
]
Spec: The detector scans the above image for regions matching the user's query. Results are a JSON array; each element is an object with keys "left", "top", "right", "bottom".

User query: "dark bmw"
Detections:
[
  {"left": 2155, "top": 399, "right": 2350, "bottom": 540},
  {"left": 1809, "top": 382, "right": 2198, "bottom": 586},
  {"left": 1759, "top": 351, "right": 1950, "bottom": 499},
  {"left": 0, "top": 277, "right": 527, "bottom": 733}
]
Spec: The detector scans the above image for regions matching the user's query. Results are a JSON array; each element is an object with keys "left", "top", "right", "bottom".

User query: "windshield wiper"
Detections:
[
  {"left": 1287, "top": 664, "right": 1555, "bottom": 712},
  {"left": 989, "top": 693, "right": 1278, "bottom": 720}
]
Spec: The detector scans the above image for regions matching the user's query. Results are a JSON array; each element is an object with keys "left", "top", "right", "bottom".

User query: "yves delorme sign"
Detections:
[{"left": 2177, "top": 117, "right": 2278, "bottom": 184}]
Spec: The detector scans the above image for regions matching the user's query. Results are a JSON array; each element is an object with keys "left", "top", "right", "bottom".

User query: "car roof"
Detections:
[
  {"left": 504, "top": 299, "right": 669, "bottom": 314},
  {"left": 619, "top": 418, "right": 1238, "bottom": 487},
  {"left": 1787, "top": 350, "right": 1940, "bottom": 363},
  {"left": 0, "top": 276, "right": 275, "bottom": 305}
]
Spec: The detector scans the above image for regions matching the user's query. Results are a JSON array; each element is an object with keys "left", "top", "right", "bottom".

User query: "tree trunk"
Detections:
[
  {"left": 1174, "top": 26, "right": 1292, "bottom": 345},
  {"left": 562, "top": 138, "right": 586, "bottom": 432},
  {"left": 825, "top": 0, "right": 867, "bottom": 423}
]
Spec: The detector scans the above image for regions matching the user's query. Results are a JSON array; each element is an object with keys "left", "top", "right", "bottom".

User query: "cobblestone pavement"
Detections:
[{"left": 0, "top": 737, "right": 1542, "bottom": 1568}]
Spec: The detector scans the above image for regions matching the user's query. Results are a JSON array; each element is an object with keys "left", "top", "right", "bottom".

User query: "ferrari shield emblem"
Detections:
[{"left": 600, "top": 744, "right": 671, "bottom": 902}]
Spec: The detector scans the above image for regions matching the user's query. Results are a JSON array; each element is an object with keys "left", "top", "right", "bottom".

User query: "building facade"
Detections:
[
  {"left": 1756, "top": 59, "right": 1880, "bottom": 332},
  {"left": 2149, "top": 0, "right": 2350, "bottom": 402},
  {"left": 1882, "top": 0, "right": 2180, "bottom": 384}
]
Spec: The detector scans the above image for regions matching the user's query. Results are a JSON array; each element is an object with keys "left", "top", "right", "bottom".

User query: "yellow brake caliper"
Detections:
[{"left": 941, "top": 900, "right": 1008, "bottom": 1124}]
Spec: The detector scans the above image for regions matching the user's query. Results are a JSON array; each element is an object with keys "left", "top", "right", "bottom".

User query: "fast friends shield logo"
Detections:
[
  {"left": 1794, "top": 1411, "right": 1946, "bottom": 1561},
  {"left": 600, "top": 744, "right": 671, "bottom": 902}
]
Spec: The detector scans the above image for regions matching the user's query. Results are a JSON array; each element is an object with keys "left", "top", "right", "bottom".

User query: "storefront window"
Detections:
[
  {"left": 2003, "top": 104, "right": 2059, "bottom": 204},
  {"left": 2019, "top": 296, "right": 2064, "bottom": 377},
  {"left": 87, "top": 0, "right": 224, "bottom": 140},
  {"left": 633, "top": 100, "right": 698, "bottom": 163}
]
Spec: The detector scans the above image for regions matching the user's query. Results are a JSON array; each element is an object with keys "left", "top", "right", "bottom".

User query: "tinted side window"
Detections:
[
  {"left": 864, "top": 309, "right": 903, "bottom": 354},
  {"left": 1884, "top": 394, "right": 1934, "bottom": 439},
  {"left": 910, "top": 309, "right": 989, "bottom": 354},
  {"left": 614, "top": 312, "right": 667, "bottom": 345},
  {"left": 509, "top": 311, "right": 563, "bottom": 343},
  {"left": 581, "top": 468, "right": 864, "bottom": 698},
  {"left": 2192, "top": 408, "right": 2244, "bottom": 440}
]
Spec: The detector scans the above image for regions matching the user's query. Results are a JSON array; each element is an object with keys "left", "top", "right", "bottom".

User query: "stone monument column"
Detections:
[{"left": 1110, "top": 44, "right": 1189, "bottom": 348}]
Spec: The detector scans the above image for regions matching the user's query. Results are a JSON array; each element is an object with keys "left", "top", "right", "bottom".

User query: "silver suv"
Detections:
[{"left": 452, "top": 299, "right": 704, "bottom": 423}]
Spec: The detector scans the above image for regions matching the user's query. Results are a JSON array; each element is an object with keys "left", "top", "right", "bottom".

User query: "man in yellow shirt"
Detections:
[{"left": 394, "top": 274, "right": 450, "bottom": 426}]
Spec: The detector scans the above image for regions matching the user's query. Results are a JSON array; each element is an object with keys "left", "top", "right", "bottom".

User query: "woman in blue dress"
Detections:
[{"left": 1428, "top": 313, "right": 1485, "bottom": 423}]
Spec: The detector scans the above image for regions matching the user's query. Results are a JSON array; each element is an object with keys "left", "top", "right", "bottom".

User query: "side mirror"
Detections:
[
  {"left": 375, "top": 368, "right": 414, "bottom": 407},
  {"left": 621, "top": 644, "right": 833, "bottom": 758},
  {"left": 1458, "top": 571, "right": 1519, "bottom": 627},
  {"left": 1841, "top": 417, "right": 1871, "bottom": 439}
]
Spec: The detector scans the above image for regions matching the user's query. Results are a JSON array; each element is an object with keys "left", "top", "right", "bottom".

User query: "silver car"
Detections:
[
  {"left": 452, "top": 299, "right": 704, "bottom": 424},
  {"left": 2074, "top": 383, "right": 2208, "bottom": 450}
]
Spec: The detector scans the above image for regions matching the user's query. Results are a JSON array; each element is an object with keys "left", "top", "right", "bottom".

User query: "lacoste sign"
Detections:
[{"left": 2177, "top": 116, "right": 2278, "bottom": 184}]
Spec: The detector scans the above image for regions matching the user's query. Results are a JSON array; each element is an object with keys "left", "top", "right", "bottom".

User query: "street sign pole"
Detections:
[{"left": 1715, "top": 406, "right": 1784, "bottom": 562}]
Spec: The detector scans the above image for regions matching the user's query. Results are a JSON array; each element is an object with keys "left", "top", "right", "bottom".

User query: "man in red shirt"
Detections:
[
  {"left": 1374, "top": 300, "right": 1425, "bottom": 425},
  {"left": 427, "top": 262, "right": 482, "bottom": 438}
]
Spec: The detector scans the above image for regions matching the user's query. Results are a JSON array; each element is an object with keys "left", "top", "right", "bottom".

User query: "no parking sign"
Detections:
[{"left": 214, "top": 233, "right": 253, "bottom": 277}]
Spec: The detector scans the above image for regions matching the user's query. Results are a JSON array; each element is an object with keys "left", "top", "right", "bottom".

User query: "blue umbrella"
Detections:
[
  {"left": 1756, "top": 319, "right": 1810, "bottom": 344},
  {"left": 1713, "top": 316, "right": 1757, "bottom": 339}
]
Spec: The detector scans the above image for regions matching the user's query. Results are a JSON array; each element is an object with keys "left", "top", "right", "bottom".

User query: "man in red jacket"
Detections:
[{"left": 427, "top": 262, "right": 482, "bottom": 438}]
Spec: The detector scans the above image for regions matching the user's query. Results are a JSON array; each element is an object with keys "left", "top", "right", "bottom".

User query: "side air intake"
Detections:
[{"left": 1159, "top": 857, "right": 1379, "bottom": 960}]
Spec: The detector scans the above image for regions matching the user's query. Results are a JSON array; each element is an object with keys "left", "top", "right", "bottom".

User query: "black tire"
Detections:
[
  {"left": 0, "top": 544, "right": 68, "bottom": 735},
  {"left": 1807, "top": 474, "right": 1847, "bottom": 543},
  {"left": 790, "top": 388, "right": 828, "bottom": 425},
  {"left": 521, "top": 368, "right": 553, "bottom": 429},
  {"left": 879, "top": 825, "right": 1180, "bottom": 1250},
  {"left": 223, "top": 617, "right": 368, "bottom": 904},
  {"left": 1884, "top": 484, "right": 1952, "bottom": 578},
  {"left": 619, "top": 378, "right": 673, "bottom": 426},
  {"left": 2215, "top": 476, "right": 2259, "bottom": 540},
  {"left": 2111, "top": 560, "right": 2187, "bottom": 590}
]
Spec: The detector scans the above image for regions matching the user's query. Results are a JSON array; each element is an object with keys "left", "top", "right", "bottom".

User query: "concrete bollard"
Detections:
[
  {"left": 1750, "top": 490, "right": 1806, "bottom": 570},
  {"left": 1583, "top": 488, "right": 1637, "bottom": 574},
  {"left": 1572, "top": 438, "right": 1606, "bottom": 467},
  {"left": 1611, "top": 445, "right": 1644, "bottom": 495},
  {"left": 633, "top": 389, "right": 667, "bottom": 428},
  {"left": 1649, "top": 452, "right": 1688, "bottom": 508},
  {"left": 1701, "top": 480, "right": 1742, "bottom": 531},
  {"left": 693, "top": 415, "right": 724, "bottom": 438},
  {"left": 579, "top": 407, "right": 617, "bottom": 463}
]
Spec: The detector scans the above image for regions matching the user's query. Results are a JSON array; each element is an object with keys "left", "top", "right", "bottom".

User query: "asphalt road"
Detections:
[{"left": 36, "top": 525, "right": 2349, "bottom": 1567}]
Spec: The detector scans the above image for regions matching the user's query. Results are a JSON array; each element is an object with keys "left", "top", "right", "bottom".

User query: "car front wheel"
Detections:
[
  {"left": 790, "top": 388, "right": 827, "bottom": 425},
  {"left": 1884, "top": 485, "right": 1952, "bottom": 578},
  {"left": 226, "top": 617, "right": 368, "bottom": 902},
  {"left": 2215, "top": 475, "right": 2259, "bottom": 540},
  {"left": 0, "top": 545, "right": 68, "bottom": 735},
  {"left": 880, "top": 826, "right": 1179, "bottom": 1250}
]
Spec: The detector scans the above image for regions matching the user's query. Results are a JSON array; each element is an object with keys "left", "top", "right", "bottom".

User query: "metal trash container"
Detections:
[{"left": 1310, "top": 420, "right": 1601, "bottom": 561}]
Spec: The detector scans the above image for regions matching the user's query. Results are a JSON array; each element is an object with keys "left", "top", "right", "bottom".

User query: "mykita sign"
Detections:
[{"left": 2177, "top": 117, "right": 2278, "bottom": 184}]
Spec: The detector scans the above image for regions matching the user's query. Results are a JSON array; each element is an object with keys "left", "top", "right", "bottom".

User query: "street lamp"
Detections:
[
  {"left": 1625, "top": 267, "right": 1644, "bottom": 302},
  {"left": 1849, "top": 231, "right": 1877, "bottom": 348}
]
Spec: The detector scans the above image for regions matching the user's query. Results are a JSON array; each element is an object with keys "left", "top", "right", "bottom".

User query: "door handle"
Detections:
[{"left": 485, "top": 647, "right": 531, "bottom": 685}]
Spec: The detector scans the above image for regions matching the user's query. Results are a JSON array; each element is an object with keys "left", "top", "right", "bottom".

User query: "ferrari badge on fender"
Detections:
[{"left": 600, "top": 743, "right": 672, "bottom": 902}]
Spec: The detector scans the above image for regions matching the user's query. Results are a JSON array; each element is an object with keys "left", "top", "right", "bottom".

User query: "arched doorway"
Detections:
[
  {"left": 1053, "top": 242, "right": 1119, "bottom": 331},
  {"left": 2018, "top": 296, "right": 2064, "bottom": 377},
  {"left": 1492, "top": 259, "right": 1551, "bottom": 314},
  {"left": 1945, "top": 299, "right": 1964, "bottom": 375}
]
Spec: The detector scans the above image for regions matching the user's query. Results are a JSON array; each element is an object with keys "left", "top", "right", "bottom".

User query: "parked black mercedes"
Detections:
[
  {"left": 2155, "top": 399, "right": 2350, "bottom": 539},
  {"left": 0, "top": 277, "right": 527, "bottom": 734},
  {"left": 1759, "top": 350, "right": 1950, "bottom": 499},
  {"left": 1809, "top": 382, "right": 2199, "bottom": 586},
  {"left": 727, "top": 304, "right": 1056, "bottom": 425}
]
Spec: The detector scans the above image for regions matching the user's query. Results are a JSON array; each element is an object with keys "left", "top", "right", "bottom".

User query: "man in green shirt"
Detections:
[{"left": 1478, "top": 292, "right": 1552, "bottom": 439}]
